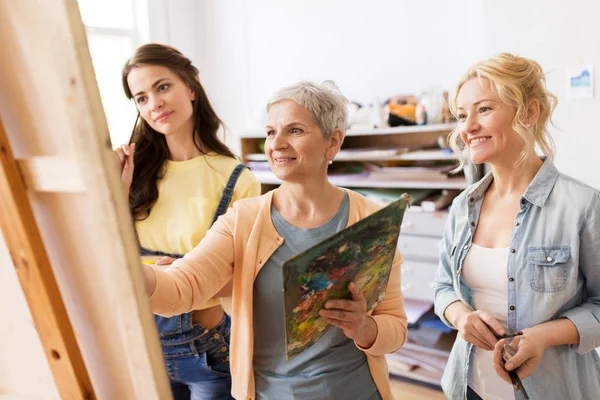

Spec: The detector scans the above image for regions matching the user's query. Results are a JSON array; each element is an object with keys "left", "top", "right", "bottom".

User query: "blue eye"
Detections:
[
  {"left": 290, "top": 128, "right": 302, "bottom": 134},
  {"left": 266, "top": 130, "right": 275, "bottom": 136},
  {"left": 158, "top": 84, "right": 169, "bottom": 92}
]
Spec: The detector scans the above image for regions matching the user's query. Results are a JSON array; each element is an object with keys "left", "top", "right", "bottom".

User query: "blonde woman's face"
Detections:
[
  {"left": 456, "top": 78, "right": 522, "bottom": 165},
  {"left": 265, "top": 100, "right": 334, "bottom": 183}
]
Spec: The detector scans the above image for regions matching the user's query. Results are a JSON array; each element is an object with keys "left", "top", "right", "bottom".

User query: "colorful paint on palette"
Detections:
[{"left": 282, "top": 194, "right": 411, "bottom": 359}]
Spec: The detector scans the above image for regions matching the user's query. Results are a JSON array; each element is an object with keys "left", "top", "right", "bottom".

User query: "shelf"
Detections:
[
  {"left": 246, "top": 149, "right": 458, "bottom": 163},
  {"left": 239, "top": 123, "right": 457, "bottom": 139},
  {"left": 251, "top": 171, "right": 468, "bottom": 190},
  {"left": 345, "top": 123, "right": 457, "bottom": 137}
]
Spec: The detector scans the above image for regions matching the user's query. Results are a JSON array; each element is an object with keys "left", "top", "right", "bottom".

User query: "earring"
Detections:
[
  {"left": 525, "top": 123, "right": 531, "bottom": 128},
  {"left": 328, "top": 159, "right": 333, "bottom": 165}
]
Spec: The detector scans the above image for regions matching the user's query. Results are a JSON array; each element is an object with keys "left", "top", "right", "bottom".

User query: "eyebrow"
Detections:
[
  {"left": 265, "top": 122, "right": 308, "bottom": 129},
  {"left": 133, "top": 78, "right": 170, "bottom": 97},
  {"left": 456, "top": 99, "right": 496, "bottom": 110}
]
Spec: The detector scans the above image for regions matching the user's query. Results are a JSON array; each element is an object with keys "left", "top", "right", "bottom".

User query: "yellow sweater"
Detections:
[
  {"left": 150, "top": 189, "right": 408, "bottom": 400},
  {"left": 137, "top": 152, "right": 260, "bottom": 308}
]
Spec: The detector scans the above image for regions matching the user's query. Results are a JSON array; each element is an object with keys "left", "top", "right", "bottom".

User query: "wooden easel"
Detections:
[
  {"left": 0, "top": 118, "right": 94, "bottom": 399},
  {"left": 0, "top": 0, "right": 172, "bottom": 398}
]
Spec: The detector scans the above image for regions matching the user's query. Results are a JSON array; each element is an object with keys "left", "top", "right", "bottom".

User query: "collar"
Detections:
[{"left": 465, "top": 157, "right": 559, "bottom": 207}]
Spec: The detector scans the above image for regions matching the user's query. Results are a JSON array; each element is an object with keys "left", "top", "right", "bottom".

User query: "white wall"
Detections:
[
  {"left": 147, "top": 0, "right": 484, "bottom": 149},
  {"left": 147, "top": 0, "right": 600, "bottom": 189},
  {"left": 0, "top": 233, "right": 60, "bottom": 399},
  {"left": 480, "top": 0, "right": 600, "bottom": 188},
  {"left": 237, "top": 0, "right": 484, "bottom": 128}
]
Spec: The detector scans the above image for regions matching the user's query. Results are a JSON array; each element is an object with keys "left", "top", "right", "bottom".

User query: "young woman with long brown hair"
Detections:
[{"left": 118, "top": 43, "right": 260, "bottom": 400}]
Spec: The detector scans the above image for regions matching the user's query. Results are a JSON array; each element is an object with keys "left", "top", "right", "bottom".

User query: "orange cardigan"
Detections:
[{"left": 150, "top": 188, "right": 408, "bottom": 400}]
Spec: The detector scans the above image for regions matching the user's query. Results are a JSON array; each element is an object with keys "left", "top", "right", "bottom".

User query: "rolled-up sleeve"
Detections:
[
  {"left": 559, "top": 192, "right": 600, "bottom": 353},
  {"left": 149, "top": 209, "right": 237, "bottom": 317},
  {"left": 356, "top": 250, "right": 408, "bottom": 355},
  {"left": 432, "top": 197, "right": 462, "bottom": 328}
]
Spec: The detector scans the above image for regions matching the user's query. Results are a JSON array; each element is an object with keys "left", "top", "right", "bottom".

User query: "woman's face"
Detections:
[
  {"left": 456, "top": 78, "right": 526, "bottom": 165},
  {"left": 127, "top": 64, "right": 196, "bottom": 138},
  {"left": 265, "top": 100, "right": 339, "bottom": 183}
]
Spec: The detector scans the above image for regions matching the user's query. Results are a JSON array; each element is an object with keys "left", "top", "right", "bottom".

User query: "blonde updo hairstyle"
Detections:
[{"left": 448, "top": 53, "right": 558, "bottom": 170}]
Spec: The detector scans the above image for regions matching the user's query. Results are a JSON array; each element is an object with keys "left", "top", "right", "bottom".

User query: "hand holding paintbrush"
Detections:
[
  {"left": 502, "top": 342, "right": 530, "bottom": 399},
  {"left": 116, "top": 113, "right": 139, "bottom": 196},
  {"left": 116, "top": 142, "right": 135, "bottom": 195},
  {"left": 493, "top": 332, "right": 545, "bottom": 400}
]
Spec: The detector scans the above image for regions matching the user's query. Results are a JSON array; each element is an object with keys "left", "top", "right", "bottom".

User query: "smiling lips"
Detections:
[
  {"left": 469, "top": 136, "right": 491, "bottom": 147},
  {"left": 155, "top": 111, "right": 173, "bottom": 123},
  {"left": 273, "top": 156, "right": 296, "bottom": 165}
]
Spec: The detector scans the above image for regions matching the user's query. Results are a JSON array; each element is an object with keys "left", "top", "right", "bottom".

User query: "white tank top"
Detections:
[{"left": 461, "top": 243, "right": 515, "bottom": 400}]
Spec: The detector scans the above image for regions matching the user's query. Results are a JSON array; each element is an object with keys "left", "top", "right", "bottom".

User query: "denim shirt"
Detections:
[{"left": 432, "top": 157, "right": 600, "bottom": 400}]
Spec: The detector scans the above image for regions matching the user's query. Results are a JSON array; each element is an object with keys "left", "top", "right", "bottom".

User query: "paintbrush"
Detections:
[
  {"left": 497, "top": 330, "right": 523, "bottom": 340},
  {"left": 121, "top": 113, "right": 139, "bottom": 172},
  {"left": 502, "top": 343, "right": 530, "bottom": 399}
]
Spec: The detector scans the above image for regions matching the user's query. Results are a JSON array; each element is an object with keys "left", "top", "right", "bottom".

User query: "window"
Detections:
[{"left": 77, "top": 0, "right": 145, "bottom": 147}]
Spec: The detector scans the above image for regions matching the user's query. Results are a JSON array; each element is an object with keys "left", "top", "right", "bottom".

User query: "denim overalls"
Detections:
[{"left": 140, "top": 164, "right": 247, "bottom": 400}]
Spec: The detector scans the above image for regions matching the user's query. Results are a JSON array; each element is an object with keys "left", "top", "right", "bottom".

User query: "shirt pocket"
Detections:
[{"left": 528, "top": 246, "right": 571, "bottom": 293}]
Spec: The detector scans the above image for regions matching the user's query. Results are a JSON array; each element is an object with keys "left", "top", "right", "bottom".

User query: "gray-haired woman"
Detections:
[{"left": 142, "top": 81, "right": 408, "bottom": 400}]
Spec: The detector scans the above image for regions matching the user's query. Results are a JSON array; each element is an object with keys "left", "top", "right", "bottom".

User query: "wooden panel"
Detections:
[
  {"left": 0, "top": 120, "right": 94, "bottom": 399},
  {"left": 17, "top": 157, "right": 86, "bottom": 193},
  {"left": 0, "top": 0, "right": 172, "bottom": 399},
  {"left": 343, "top": 130, "right": 451, "bottom": 149},
  {"left": 241, "top": 137, "right": 261, "bottom": 163}
]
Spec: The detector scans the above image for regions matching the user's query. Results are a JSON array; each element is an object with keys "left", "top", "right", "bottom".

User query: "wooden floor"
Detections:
[{"left": 389, "top": 378, "right": 446, "bottom": 400}]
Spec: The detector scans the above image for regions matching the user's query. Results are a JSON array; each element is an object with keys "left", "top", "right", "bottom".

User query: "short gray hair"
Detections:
[{"left": 267, "top": 80, "right": 348, "bottom": 138}]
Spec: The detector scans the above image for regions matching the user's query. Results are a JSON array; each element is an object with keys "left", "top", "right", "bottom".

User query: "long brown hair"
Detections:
[{"left": 122, "top": 43, "right": 235, "bottom": 220}]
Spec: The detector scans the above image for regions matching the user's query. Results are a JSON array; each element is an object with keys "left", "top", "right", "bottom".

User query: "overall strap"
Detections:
[
  {"left": 211, "top": 163, "right": 248, "bottom": 225},
  {"left": 139, "top": 247, "right": 184, "bottom": 259}
]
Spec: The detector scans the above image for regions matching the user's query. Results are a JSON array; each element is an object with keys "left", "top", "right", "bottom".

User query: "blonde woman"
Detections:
[
  {"left": 432, "top": 53, "right": 600, "bottom": 400},
  {"left": 142, "top": 81, "right": 407, "bottom": 400}
]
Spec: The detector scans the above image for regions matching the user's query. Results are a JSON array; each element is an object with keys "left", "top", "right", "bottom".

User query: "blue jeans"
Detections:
[
  {"left": 163, "top": 314, "right": 234, "bottom": 400},
  {"left": 142, "top": 164, "right": 248, "bottom": 400}
]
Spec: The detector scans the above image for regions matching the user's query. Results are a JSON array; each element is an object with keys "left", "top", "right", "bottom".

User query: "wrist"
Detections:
[
  {"left": 446, "top": 301, "right": 469, "bottom": 329},
  {"left": 143, "top": 264, "right": 157, "bottom": 296},
  {"left": 523, "top": 325, "right": 550, "bottom": 349},
  {"left": 356, "top": 316, "right": 377, "bottom": 348}
]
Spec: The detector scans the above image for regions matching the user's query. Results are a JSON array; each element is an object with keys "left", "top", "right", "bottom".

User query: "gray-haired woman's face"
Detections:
[{"left": 265, "top": 100, "right": 333, "bottom": 183}]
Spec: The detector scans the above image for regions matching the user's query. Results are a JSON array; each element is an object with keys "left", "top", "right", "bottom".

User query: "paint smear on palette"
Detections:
[{"left": 282, "top": 194, "right": 411, "bottom": 359}]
